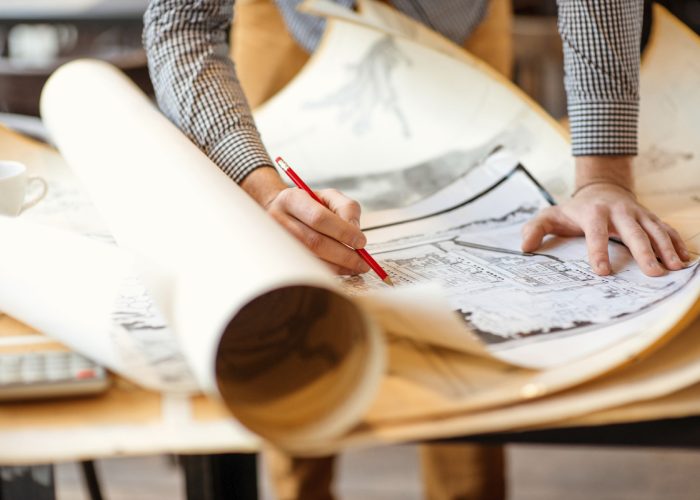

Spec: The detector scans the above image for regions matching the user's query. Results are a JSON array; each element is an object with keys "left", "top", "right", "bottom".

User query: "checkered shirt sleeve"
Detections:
[
  {"left": 143, "top": 0, "right": 645, "bottom": 187},
  {"left": 143, "top": 0, "right": 274, "bottom": 184},
  {"left": 558, "top": 0, "right": 643, "bottom": 156}
]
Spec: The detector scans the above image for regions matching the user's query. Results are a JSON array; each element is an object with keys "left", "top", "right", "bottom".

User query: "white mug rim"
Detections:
[{"left": 0, "top": 161, "right": 27, "bottom": 179}]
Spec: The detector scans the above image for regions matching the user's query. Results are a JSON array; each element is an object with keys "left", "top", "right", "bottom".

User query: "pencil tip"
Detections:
[{"left": 383, "top": 276, "right": 395, "bottom": 287}]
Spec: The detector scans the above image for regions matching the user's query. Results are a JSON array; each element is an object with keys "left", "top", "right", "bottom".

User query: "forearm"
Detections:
[{"left": 143, "top": 0, "right": 273, "bottom": 184}]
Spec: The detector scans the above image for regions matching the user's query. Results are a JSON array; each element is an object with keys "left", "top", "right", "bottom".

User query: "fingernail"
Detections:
[
  {"left": 649, "top": 260, "right": 664, "bottom": 272},
  {"left": 359, "top": 262, "right": 371, "bottom": 273},
  {"left": 595, "top": 261, "right": 609, "bottom": 274},
  {"left": 350, "top": 218, "right": 360, "bottom": 227},
  {"left": 671, "top": 256, "right": 682, "bottom": 267}
]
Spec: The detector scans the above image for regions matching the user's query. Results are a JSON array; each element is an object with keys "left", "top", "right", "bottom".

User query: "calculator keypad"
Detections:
[{"left": 0, "top": 351, "right": 109, "bottom": 401}]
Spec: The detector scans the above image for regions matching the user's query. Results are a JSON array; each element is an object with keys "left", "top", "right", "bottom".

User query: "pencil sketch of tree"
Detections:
[
  {"left": 304, "top": 35, "right": 412, "bottom": 138},
  {"left": 635, "top": 145, "right": 693, "bottom": 176}
]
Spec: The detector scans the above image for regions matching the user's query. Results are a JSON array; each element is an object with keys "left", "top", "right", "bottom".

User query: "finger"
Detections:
[
  {"left": 639, "top": 217, "right": 684, "bottom": 271},
  {"left": 521, "top": 207, "right": 582, "bottom": 252},
  {"left": 279, "top": 215, "right": 370, "bottom": 273},
  {"left": 317, "top": 189, "right": 363, "bottom": 227},
  {"left": 611, "top": 213, "right": 665, "bottom": 277},
  {"left": 281, "top": 189, "right": 367, "bottom": 249},
  {"left": 321, "top": 259, "right": 359, "bottom": 276},
  {"left": 581, "top": 214, "right": 612, "bottom": 276},
  {"left": 662, "top": 222, "right": 690, "bottom": 262}
]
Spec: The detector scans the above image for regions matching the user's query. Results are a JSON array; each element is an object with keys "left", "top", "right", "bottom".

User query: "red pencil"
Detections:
[{"left": 275, "top": 156, "right": 394, "bottom": 286}]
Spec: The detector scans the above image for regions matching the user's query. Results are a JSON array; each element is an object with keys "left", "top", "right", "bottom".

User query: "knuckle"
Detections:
[
  {"left": 340, "top": 252, "right": 363, "bottom": 271},
  {"left": 346, "top": 199, "right": 361, "bottom": 212},
  {"left": 584, "top": 219, "right": 607, "bottom": 234},
  {"left": 322, "top": 188, "right": 341, "bottom": 198},
  {"left": 275, "top": 188, "right": 293, "bottom": 206},
  {"left": 538, "top": 206, "right": 557, "bottom": 218},
  {"left": 304, "top": 231, "right": 323, "bottom": 252},
  {"left": 656, "top": 236, "right": 675, "bottom": 253},
  {"left": 590, "top": 202, "right": 608, "bottom": 214},
  {"left": 305, "top": 206, "right": 326, "bottom": 227},
  {"left": 627, "top": 226, "right": 648, "bottom": 240},
  {"left": 341, "top": 229, "right": 362, "bottom": 248},
  {"left": 612, "top": 201, "right": 634, "bottom": 217}
]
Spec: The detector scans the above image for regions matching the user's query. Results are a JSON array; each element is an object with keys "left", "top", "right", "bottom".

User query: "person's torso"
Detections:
[{"left": 272, "top": 0, "right": 490, "bottom": 52}]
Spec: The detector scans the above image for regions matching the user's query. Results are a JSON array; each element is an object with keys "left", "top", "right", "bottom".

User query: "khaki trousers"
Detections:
[{"left": 231, "top": 1, "right": 511, "bottom": 498}]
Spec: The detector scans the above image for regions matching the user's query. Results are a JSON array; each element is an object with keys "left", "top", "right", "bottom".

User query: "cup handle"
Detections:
[{"left": 20, "top": 176, "right": 48, "bottom": 213}]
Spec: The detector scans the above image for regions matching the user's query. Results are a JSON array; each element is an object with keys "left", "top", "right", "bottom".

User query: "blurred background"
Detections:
[{"left": 2, "top": 1, "right": 700, "bottom": 499}]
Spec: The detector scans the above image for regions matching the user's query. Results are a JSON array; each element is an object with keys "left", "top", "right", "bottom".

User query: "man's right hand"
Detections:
[{"left": 241, "top": 166, "right": 370, "bottom": 276}]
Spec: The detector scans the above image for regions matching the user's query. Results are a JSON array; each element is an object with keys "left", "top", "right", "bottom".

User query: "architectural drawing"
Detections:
[
  {"left": 305, "top": 35, "right": 411, "bottom": 138},
  {"left": 343, "top": 167, "right": 700, "bottom": 359},
  {"left": 254, "top": 20, "right": 572, "bottom": 196},
  {"left": 313, "top": 128, "right": 532, "bottom": 211},
  {"left": 111, "top": 277, "right": 198, "bottom": 391}
]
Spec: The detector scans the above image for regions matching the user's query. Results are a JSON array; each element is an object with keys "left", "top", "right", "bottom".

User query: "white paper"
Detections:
[
  {"left": 254, "top": 17, "right": 573, "bottom": 204},
  {"left": 343, "top": 166, "right": 700, "bottom": 369}
]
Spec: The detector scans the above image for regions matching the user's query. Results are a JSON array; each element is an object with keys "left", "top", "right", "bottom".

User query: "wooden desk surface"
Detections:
[
  {"left": 0, "top": 313, "right": 259, "bottom": 465},
  {"left": 0, "top": 126, "right": 258, "bottom": 465}
]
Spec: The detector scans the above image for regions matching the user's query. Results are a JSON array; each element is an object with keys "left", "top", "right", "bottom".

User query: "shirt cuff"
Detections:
[
  {"left": 208, "top": 129, "right": 275, "bottom": 184},
  {"left": 568, "top": 100, "right": 639, "bottom": 157}
]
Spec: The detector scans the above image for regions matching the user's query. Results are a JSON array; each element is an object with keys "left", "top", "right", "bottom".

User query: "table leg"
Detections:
[
  {"left": 80, "top": 460, "right": 104, "bottom": 500},
  {"left": 180, "top": 453, "right": 258, "bottom": 500},
  {"left": 0, "top": 465, "right": 55, "bottom": 500}
]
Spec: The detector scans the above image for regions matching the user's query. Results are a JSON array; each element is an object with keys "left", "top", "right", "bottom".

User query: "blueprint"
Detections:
[{"left": 343, "top": 167, "right": 700, "bottom": 368}]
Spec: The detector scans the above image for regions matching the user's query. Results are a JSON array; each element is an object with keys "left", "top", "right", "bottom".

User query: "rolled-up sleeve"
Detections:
[
  {"left": 143, "top": 0, "right": 273, "bottom": 183},
  {"left": 557, "top": 0, "right": 643, "bottom": 156}
]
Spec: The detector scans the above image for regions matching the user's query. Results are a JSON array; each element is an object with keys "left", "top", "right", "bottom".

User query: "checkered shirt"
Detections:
[{"left": 144, "top": 0, "right": 643, "bottom": 184}]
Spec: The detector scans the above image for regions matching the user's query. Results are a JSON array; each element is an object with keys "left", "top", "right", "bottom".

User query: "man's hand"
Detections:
[
  {"left": 241, "top": 167, "right": 370, "bottom": 275},
  {"left": 521, "top": 156, "right": 689, "bottom": 277}
]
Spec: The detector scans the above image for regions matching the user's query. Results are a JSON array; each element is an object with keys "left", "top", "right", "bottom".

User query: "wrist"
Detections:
[
  {"left": 240, "top": 166, "right": 288, "bottom": 208},
  {"left": 571, "top": 180, "right": 637, "bottom": 199},
  {"left": 575, "top": 156, "right": 634, "bottom": 191}
]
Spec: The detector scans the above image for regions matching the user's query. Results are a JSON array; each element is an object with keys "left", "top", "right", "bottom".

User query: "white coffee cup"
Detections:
[{"left": 0, "top": 161, "right": 48, "bottom": 216}]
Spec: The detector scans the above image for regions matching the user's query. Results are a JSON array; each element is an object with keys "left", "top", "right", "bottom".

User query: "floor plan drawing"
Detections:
[{"left": 343, "top": 166, "right": 700, "bottom": 366}]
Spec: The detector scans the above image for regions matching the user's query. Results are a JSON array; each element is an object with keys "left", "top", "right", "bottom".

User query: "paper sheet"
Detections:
[
  {"left": 35, "top": 60, "right": 385, "bottom": 443},
  {"left": 0, "top": 127, "right": 198, "bottom": 393},
  {"left": 254, "top": 9, "right": 573, "bottom": 204},
  {"left": 637, "top": 6, "right": 700, "bottom": 255},
  {"left": 344, "top": 166, "right": 700, "bottom": 369}
]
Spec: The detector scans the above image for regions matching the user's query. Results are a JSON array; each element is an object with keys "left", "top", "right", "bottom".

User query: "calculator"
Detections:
[{"left": 0, "top": 350, "right": 110, "bottom": 401}]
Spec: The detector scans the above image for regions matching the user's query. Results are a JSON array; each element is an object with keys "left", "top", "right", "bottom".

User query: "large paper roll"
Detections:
[{"left": 40, "top": 60, "right": 384, "bottom": 445}]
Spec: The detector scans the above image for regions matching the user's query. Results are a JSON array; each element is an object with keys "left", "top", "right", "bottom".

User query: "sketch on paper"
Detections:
[
  {"left": 305, "top": 35, "right": 412, "bottom": 138},
  {"left": 312, "top": 129, "right": 532, "bottom": 211},
  {"left": 342, "top": 167, "right": 700, "bottom": 351},
  {"left": 635, "top": 145, "right": 694, "bottom": 177},
  {"left": 111, "top": 277, "right": 198, "bottom": 391}
]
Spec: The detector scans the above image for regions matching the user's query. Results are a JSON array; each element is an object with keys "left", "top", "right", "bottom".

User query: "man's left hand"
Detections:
[{"left": 521, "top": 156, "right": 690, "bottom": 277}]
